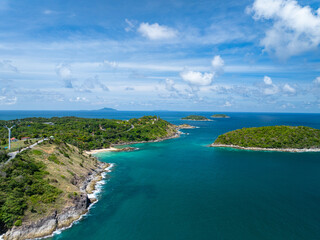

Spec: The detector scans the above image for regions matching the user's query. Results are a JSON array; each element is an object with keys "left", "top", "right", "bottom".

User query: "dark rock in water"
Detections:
[{"left": 117, "top": 147, "right": 138, "bottom": 152}]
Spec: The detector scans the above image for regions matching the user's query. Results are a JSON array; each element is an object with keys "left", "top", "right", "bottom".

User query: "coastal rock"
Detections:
[
  {"left": 3, "top": 168, "right": 104, "bottom": 240},
  {"left": 3, "top": 212, "right": 58, "bottom": 240},
  {"left": 177, "top": 124, "right": 196, "bottom": 129},
  {"left": 57, "top": 194, "right": 90, "bottom": 229}
]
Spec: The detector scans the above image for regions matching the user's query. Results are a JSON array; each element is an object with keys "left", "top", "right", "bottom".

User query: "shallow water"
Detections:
[{"left": 2, "top": 111, "right": 320, "bottom": 240}]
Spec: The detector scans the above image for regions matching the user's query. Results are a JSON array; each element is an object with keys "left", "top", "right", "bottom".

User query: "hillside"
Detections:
[
  {"left": 0, "top": 140, "right": 107, "bottom": 238},
  {"left": 211, "top": 126, "right": 320, "bottom": 150},
  {"left": 181, "top": 115, "right": 211, "bottom": 121},
  {"left": 0, "top": 116, "right": 177, "bottom": 152}
]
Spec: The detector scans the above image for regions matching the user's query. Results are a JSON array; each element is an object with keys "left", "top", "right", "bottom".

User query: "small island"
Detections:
[
  {"left": 181, "top": 115, "right": 212, "bottom": 121},
  {"left": 211, "top": 114, "right": 230, "bottom": 118},
  {"left": 210, "top": 126, "right": 320, "bottom": 152}
]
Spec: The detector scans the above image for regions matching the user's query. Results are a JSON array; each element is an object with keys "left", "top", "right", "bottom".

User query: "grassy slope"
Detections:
[
  {"left": 214, "top": 126, "right": 320, "bottom": 149},
  {"left": 0, "top": 140, "right": 99, "bottom": 231}
]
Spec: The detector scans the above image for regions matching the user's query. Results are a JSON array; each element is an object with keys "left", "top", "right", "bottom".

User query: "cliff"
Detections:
[{"left": 1, "top": 140, "right": 109, "bottom": 240}]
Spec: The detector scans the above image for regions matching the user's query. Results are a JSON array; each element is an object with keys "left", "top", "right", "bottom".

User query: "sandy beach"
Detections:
[{"left": 85, "top": 147, "right": 121, "bottom": 154}]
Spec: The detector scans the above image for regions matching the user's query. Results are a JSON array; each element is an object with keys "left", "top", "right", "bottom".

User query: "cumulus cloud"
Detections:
[
  {"left": 78, "top": 75, "right": 109, "bottom": 92},
  {"left": 164, "top": 78, "right": 177, "bottom": 92},
  {"left": 211, "top": 55, "right": 224, "bottom": 73},
  {"left": 249, "top": 0, "right": 320, "bottom": 58},
  {"left": 180, "top": 71, "right": 214, "bottom": 87},
  {"left": 263, "top": 76, "right": 273, "bottom": 85},
  {"left": 0, "top": 96, "right": 17, "bottom": 105},
  {"left": 138, "top": 22, "right": 177, "bottom": 40},
  {"left": 223, "top": 101, "right": 232, "bottom": 107},
  {"left": 0, "top": 60, "right": 19, "bottom": 73},
  {"left": 55, "top": 63, "right": 73, "bottom": 88},
  {"left": 283, "top": 83, "right": 296, "bottom": 94}
]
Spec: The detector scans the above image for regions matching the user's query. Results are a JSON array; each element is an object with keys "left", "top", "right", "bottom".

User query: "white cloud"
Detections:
[
  {"left": 164, "top": 78, "right": 177, "bottom": 91},
  {"left": 125, "top": 19, "right": 135, "bottom": 32},
  {"left": 0, "top": 60, "right": 19, "bottom": 73},
  {"left": 78, "top": 75, "right": 109, "bottom": 92},
  {"left": 180, "top": 71, "right": 214, "bottom": 86},
  {"left": 263, "top": 76, "right": 273, "bottom": 85},
  {"left": 211, "top": 55, "right": 224, "bottom": 73},
  {"left": 102, "top": 60, "right": 118, "bottom": 68},
  {"left": 69, "top": 96, "right": 88, "bottom": 102},
  {"left": 223, "top": 101, "right": 232, "bottom": 107},
  {"left": 263, "top": 85, "right": 279, "bottom": 95},
  {"left": 0, "top": 96, "right": 17, "bottom": 105},
  {"left": 249, "top": 0, "right": 320, "bottom": 58},
  {"left": 55, "top": 63, "right": 73, "bottom": 88},
  {"left": 43, "top": 10, "right": 54, "bottom": 15},
  {"left": 283, "top": 83, "right": 296, "bottom": 94},
  {"left": 138, "top": 22, "right": 177, "bottom": 40},
  {"left": 313, "top": 77, "right": 320, "bottom": 85}
]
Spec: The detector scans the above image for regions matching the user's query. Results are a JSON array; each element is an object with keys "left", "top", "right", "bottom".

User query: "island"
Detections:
[
  {"left": 94, "top": 107, "right": 117, "bottom": 112},
  {"left": 181, "top": 115, "right": 212, "bottom": 121},
  {"left": 0, "top": 116, "right": 179, "bottom": 239},
  {"left": 211, "top": 114, "right": 230, "bottom": 118},
  {"left": 210, "top": 125, "right": 320, "bottom": 152}
]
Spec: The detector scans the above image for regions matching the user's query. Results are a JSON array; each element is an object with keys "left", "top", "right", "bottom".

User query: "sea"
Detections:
[{"left": 1, "top": 111, "right": 320, "bottom": 240}]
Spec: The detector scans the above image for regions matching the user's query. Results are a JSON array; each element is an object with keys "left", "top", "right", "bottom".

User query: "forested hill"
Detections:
[
  {"left": 0, "top": 116, "right": 177, "bottom": 151},
  {"left": 213, "top": 126, "right": 320, "bottom": 149}
]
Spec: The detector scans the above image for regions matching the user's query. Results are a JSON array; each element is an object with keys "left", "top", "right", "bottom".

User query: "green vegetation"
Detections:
[
  {"left": 0, "top": 116, "right": 175, "bottom": 152},
  {"left": 181, "top": 115, "right": 210, "bottom": 121},
  {"left": 0, "top": 149, "right": 62, "bottom": 231},
  {"left": 214, "top": 126, "right": 320, "bottom": 149},
  {"left": 0, "top": 116, "right": 177, "bottom": 232},
  {"left": 0, "top": 151, "right": 9, "bottom": 163},
  {"left": 211, "top": 114, "right": 230, "bottom": 118}
]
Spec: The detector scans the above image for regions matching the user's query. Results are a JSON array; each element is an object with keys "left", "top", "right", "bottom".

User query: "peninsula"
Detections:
[
  {"left": 211, "top": 114, "right": 230, "bottom": 118},
  {"left": 210, "top": 126, "right": 320, "bottom": 152},
  {"left": 181, "top": 115, "right": 212, "bottom": 121},
  {"left": 0, "top": 116, "right": 179, "bottom": 239}
]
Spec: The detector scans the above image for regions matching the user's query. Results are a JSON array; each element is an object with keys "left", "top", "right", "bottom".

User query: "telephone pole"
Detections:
[{"left": 4, "top": 125, "right": 15, "bottom": 150}]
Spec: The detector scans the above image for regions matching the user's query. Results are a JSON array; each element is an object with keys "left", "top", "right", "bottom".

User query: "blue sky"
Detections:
[{"left": 0, "top": 0, "right": 320, "bottom": 112}]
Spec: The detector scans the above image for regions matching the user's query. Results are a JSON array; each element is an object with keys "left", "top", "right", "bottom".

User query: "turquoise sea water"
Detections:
[{"left": 1, "top": 111, "right": 320, "bottom": 239}]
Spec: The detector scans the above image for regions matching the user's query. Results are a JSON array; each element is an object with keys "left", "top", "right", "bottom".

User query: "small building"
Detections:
[
  {"left": 10, "top": 137, "right": 18, "bottom": 142},
  {"left": 21, "top": 137, "right": 30, "bottom": 140}
]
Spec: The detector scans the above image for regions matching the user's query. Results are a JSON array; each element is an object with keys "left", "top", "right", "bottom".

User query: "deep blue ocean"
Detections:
[{"left": 1, "top": 111, "right": 320, "bottom": 240}]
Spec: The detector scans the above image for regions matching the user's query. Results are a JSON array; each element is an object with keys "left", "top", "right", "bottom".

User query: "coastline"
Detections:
[
  {"left": 1, "top": 127, "right": 182, "bottom": 240},
  {"left": 2, "top": 162, "right": 114, "bottom": 240},
  {"left": 210, "top": 144, "right": 320, "bottom": 153}
]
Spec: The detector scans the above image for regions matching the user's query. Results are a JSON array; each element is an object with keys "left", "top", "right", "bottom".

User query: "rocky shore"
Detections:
[
  {"left": 177, "top": 124, "right": 197, "bottom": 129},
  {"left": 2, "top": 162, "right": 111, "bottom": 240},
  {"left": 210, "top": 143, "right": 320, "bottom": 152}
]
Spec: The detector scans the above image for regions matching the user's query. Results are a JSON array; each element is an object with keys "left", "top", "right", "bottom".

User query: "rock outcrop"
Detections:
[{"left": 3, "top": 194, "right": 90, "bottom": 240}]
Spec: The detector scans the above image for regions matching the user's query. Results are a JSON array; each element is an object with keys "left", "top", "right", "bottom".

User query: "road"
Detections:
[{"left": 5, "top": 138, "right": 47, "bottom": 164}]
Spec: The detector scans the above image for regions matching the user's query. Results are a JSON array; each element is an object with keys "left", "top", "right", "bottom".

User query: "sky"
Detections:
[{"left": 0, "top": 0, "right": 320, "bottom": 112}]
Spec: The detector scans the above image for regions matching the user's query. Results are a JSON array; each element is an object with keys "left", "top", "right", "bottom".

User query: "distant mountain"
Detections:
[{"left": 96, "top": 107, "right": 118, "bottom": 112}]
